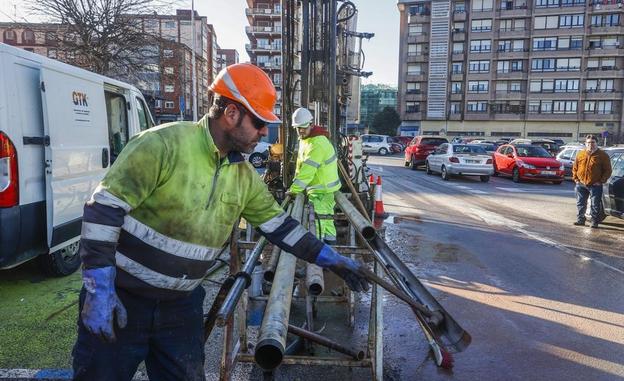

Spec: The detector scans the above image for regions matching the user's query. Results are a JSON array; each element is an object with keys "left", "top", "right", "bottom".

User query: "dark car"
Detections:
[
  {"left": 404, "top": 136, "right": 449, "bottom": 169},
  {"left": 394, "top": 136, "right": 413, "bottom": 150},
  {"left": 602, "top": 147, "right": 624, "bottom": 219}
]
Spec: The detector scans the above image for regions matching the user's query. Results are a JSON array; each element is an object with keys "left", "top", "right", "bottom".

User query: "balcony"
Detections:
[
  {"left": 451, "top": 72, "right": 464, "bottom": 81},
  {"left": 471, "top": 7, "right": 495, "bottom": 15},
  {"left": 583, "top": 111, "right": 619, "bottom": 121},
  {"left": 405, "top": 73, "right": 427, "bottom": 81},
  {"left": 450, "top": 92, "right": 464, "bottom": 101},
  {"left": 453, "top": 10, "right": 467, "bottom": 21},
  {"left": 452, "top": 31, "right": 466, "bottom": 41},
  {"left": 405, "top": 92, "right": 426, "bottom": 101},
  {"left": 496, "top": 47, "right": 530, "bottom": 59},
  {"left": 534, "top": 4, "right": 585, "bottom": 14},
  {"left": 527, "top": 112, "right": 580, "bottom": 120},
  {"left": 498, "top": 28, "right": 530, "bottom": 38},
  {"left": 529, "top": 91, "right": 579, "bottom": 99},
  {"left": 407, "top": 52, "right": 429, "bottom": 62},
  {"left": 408, "top": 11, "right": 431, "bottom": 23},
  {"left": 464, "top": 112, "right": 491, "bottom": 120},
  {"left": 495, "top": 70, "right": 528, "bottom": 79},
  {"left": 589, "top": 0, "right": 624, "bottom": 13},
  {"left": 256, "top": 61, "right": 281, "bottom": 70},
  {"left": 466, "top": 92, "right": 491, "bottom": 100},
  {"left": 245, "top": 25, "right": 282, "bottom": 35},
  {"left": 495, "top": 91, "right": 526, "bottom": 100},
  {"left": 407, "top": 33, "right": 429, "bottom": 44},
  {"left": 245, "top": 43, "right": 281, "bottom": 53},
  {"left": 585, "top": 67, "right": 624, "bottom": 78},
  {"left": 245, "top": 8, "right": 280, "bottom": 18},
  {"left": 588, "top": 25, "right": 624, "bottom": 34},
  {"left": 452, "top": 52, "right": 465, "bottom": 60},
  {"left": 449, "top": 112, "right": 463, "bottom": 120},
  {"left": 583, "top": 89, "right": 622, "bottom": 99},
  {"left": 492, "top": 112, "right": 525, "bottom": 121},
  {"left": 587, "top": 46, "right": 623, "bottom": 56},
  {"left": 497, "top": 4, "right": 530, "bottom": 17},
  {"left": 404, "top": 111, "right": 424, "bottom": 120}
]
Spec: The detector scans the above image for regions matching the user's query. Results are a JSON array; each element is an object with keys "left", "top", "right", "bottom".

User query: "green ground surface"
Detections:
[{"left": 0, "top": 261, "right": 81, "bottom": 368}]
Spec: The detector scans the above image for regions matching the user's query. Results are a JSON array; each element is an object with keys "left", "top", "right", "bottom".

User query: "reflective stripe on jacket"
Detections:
[
  {"left": 79, "top": 116, "right": 323, "bottom": 299},
  {"left": 290, "top": 133, "right": 341, "bottom": 195}
]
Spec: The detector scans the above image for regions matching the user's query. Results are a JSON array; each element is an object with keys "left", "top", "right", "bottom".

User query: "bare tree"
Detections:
[{"left": 28, "top": 0, "right": 175, "bottom": 79}]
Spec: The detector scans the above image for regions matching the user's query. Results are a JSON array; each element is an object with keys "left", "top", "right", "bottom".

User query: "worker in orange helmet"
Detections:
[{"left": 71, "top": 63, "right": 369, "bottom": 380}]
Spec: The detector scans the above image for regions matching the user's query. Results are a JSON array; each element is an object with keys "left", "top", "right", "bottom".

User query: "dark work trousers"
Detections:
[
  {"left": 575, "top": 183, "right": 603, "bottom": 223},
  {"left": 72, "top": 286, "right": 206, "bottom": 381}
]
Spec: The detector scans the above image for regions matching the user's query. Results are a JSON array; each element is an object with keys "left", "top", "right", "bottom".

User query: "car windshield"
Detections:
[
  {"left": 453, "top": 145, "right": 487, "bottom": 154},
  {"left": 421, "top": 138, "right": 447, "bottom": 146},
  {"left": 516, "top": 145, "right": 551, "bottom": 158},
  {"left": 476, "top": 144, "right": 496, "bottom": 151}
]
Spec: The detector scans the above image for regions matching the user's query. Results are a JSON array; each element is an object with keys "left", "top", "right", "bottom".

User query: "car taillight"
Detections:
[
  {"left": 0, "top": 131, "right": 18, "bottom": 208},
  {"left": 449, "top": 157, "right": 459, "bottom": 163},
  {"left": 486, "top": 159, "right": 492, "bottom": 164}
]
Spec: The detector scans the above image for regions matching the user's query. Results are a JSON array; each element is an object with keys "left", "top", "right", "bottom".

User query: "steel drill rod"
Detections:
[
  {"left": 287, "top": 324, "right": 365, "bottom": 361},
  {"left": 214, "top": 196, "right": 292, "bottom": 327},
  {"left": 264, "top": 204, "right": 293, "bottom": 282},
  {"left": 255, "top": 194, "right": 305, "bottom": 371},
  {"left": 334, "top": 191, "right": 376, "bottom": 240},
  {"left": 337, "top": 161, "right": 371, "bottom": 219},
  {"left": 305, "top": 203, "right": 324, "bottom": 296}
]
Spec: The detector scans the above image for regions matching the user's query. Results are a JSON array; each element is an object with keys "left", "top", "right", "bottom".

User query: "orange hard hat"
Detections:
[{"left": 209, "top": 63, "right": 281, "bottom": 123}]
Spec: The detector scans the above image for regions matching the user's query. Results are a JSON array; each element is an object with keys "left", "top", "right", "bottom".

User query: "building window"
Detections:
[
  {"left": 472, "top": 0, "right": 493, "bottom": 11},
  {"left": 466, "top": 101, "right": 488, "bottom": 112},
  {"left": 163, "top": 20, "right": 177, "bottom": 29},
  {"left": 408, "top": 44, "right": 425, "bottom": 56},
  {"left": 555, "top": 58, "right": 581, "bottom": 71},
  {"left": 164, "top": 84, "right": 175, "bottom": 93},
  {"left": 471, "top": 19, "right": 492, "bottom": 32},
  {"left": 597, "top": 101, "right": 613, "bottom": 114},
  {"left": 22, "top": 30, "right": 36, "bottom": 44},
  {"left": 3, "top": 29, "right": 16, "bottom": 44},
  {"left": 453, "top": 42, "right": 464, "bottom": 54},
  {"left": 531, "top": 58, "right": 555, "bottom": 72},
  {"left": 469, "top": 60, "right": 490, "bottom": 73},
  {"left": 164, "top": 101, "right": 175, "bottom": 109},
  {"left": 468, "top": 81, "right": 489, "bottom": 93},
  {"left": 409, "top": 4, "right": 430, "bottom": 16},
  {"left": 164, "top": 67, "right": 174, "bottom": 75},
  {"left": 584, "top": 101, "right": 596, "bottom": 113},
  {"left": 553, "top": 100, "right": 578, "bottom": 113},
  {"left": 470, "top": 39, "right": 491, "bottom": 52},
  {"left": 455, "top": 2, "right": 466, "bottom": 13},
  {"left": 453, "top": 22, "right": 465, "bottom": 32},
  {"left": 452, "top": 62, "right": 463, "bottom": 74},
  {"left": 407, "top": 64, "right": 422, "bottom": 75},
  {"left": 163, "top": 49, "right": 174, "bottom": 58},
  {"left": 500, "top": 18, "right": 525, "bottom": 31},
  {"left": 554, "top": 79, "right": 579, "bottom": 92},
  {"left": 406, "top": 101, "right": 420, "bottom": 113},
  {"left": 559, "top": 14, "right": 584, "bottom": 28},
  {"left": 532, "top": 37, "right": 557, "bottom": 51},
  {"left": 408, "top": 24, "right": 423, "bottom": 35},
  {"left": 407, "top": 82, "right": 421, "bottom": 93},
  {"left": 510, "top": 82, "right": 522, "bottom": 92},
  {"left": 534, "top": 16, "right": 559, "bottom": 29},
  {"left": 450, "top": 102, "right": 462, "bottom": 114},
  {"left": 451, "top": 82, "right": 462, "bottom": 93}
]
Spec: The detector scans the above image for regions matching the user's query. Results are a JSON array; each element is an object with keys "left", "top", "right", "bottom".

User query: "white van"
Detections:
[{"left": 0, "top": 43, "right": 154, "bottom": 275}]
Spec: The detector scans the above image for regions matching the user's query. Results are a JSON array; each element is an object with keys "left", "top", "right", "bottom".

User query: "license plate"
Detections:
[
  {"left": 541, "top": 170, "right": 556, "bottom": 175},
  {"left": 466, "top": 160, "right": 478, "bottom": 163}
]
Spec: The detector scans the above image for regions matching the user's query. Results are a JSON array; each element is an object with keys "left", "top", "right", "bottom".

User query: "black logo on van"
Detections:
[{"left": 72, "top": 91, "right": 88, "bottom": 107}]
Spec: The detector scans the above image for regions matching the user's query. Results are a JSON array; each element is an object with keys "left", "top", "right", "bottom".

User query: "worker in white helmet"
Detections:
[{"left": 289, "top": 107, "right": 341, "bottom": 244}]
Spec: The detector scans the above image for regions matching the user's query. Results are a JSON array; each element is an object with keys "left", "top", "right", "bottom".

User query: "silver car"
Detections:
[{"left": 425, "top": 143, "right": 494, "bottom": 182}]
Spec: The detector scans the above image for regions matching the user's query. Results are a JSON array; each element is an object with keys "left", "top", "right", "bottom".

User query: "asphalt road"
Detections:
[{"left": 365, "top": 154, "right": 624, "bottom": 381}]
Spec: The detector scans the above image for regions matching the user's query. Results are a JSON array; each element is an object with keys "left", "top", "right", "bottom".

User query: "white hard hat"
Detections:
[{"left": 292, "top": 107, "right": 313, "bottom": 128}]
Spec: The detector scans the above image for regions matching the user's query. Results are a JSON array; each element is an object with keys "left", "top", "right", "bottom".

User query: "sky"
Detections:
[{"left": 0, "top": 0, "right": 399, "bottom": 86}]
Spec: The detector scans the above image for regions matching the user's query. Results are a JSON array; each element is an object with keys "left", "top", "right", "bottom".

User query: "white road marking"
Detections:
[
  {"left": 496, "top": 187, "right": 526, "bottom": 193},
  {"left": 469, "top": 190, "right": 489, "bottom": 195}
]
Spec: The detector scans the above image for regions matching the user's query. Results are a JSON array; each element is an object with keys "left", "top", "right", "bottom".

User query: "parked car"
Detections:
[
  {"left": 426, "top": 143, "right": 494, "bottom": 182},
  {"left": 493, "top": 144, "right": 565, "bottom": 184},
  {"left": 509, "top": 138, "right": 560, "bottom": 156},
  {"left": 244, "top": 141, "right": 271, "bottom": 168},
  {"left": 551, "top": 138, "right": 566, "bottom": 146},
  {"left": 394, "top": 136, "right": 414, "bottom": 150},
  {"left": 602, "top": 147, "right": 624, "bottom": 219},
  {"left": 472, "top": 142, "right": 498, "bottom": 155},
  {"left": 390, "top": 142, "right": 403, "bottom": 154},
  {"left": 404, "top": 136, "right": 449, "bottom": 169},
  {"left": 361, "top": 134, "right": 394, "bottom": 155},
  {"left": 556, "top": 145, "right": 584, "bottom": 177}
]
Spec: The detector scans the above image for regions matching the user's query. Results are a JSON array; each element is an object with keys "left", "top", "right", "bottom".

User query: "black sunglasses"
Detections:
[{"left": 234, "top": 104, "right": 267, "bottom": 130}]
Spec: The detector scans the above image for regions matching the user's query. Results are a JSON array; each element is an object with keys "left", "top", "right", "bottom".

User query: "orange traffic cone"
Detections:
[{"left": 373, "top": 176, "right": 388, "bottom": 219}]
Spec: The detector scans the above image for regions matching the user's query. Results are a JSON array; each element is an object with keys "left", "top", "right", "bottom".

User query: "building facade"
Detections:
[
  {"left": 245, "top": 0, "right": 284, "bottom": 120},
  {"left": 360, "top": 84, "right": 399, "bottom": 132},
  {"left": 216, "top": 48, "right": 240, "bottom": 72},
  {"left": 397, "top": 0, "right": 624, "bottom": 143}
]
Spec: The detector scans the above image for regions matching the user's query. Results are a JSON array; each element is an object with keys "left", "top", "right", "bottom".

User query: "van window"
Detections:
[
  {"left": 611, "top": 154, "right": 624, "bottom": 177},
  {"left": 559, "top": 149, "right": 572, "bottom": 160},
  {"left": 105, "top": 92, "right": 129, "bottom": 163},
  {"left": 136, "top": 97, "right": 152, "bottom": 131}
]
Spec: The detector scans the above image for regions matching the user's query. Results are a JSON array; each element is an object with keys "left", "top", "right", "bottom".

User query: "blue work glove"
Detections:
[
  {"left": 315, "top": 244, "right": 370, "bottom": 292},
  {"left": 81, "top": 266, "right": 127, "bottom": 343}
]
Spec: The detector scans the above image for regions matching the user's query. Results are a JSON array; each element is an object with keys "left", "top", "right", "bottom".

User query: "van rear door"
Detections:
[{"left": 40, "top": 67, "right": 109, "bottom": 250}]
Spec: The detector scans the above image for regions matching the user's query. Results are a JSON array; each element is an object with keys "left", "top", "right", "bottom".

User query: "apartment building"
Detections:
[
  {"left": 397, "top": 0, "right": 624, "bottom": 142},
  {"left": 245, "top": 0, "right": 284, "bottom": 119},
  {"left": 217, "top": 48, "right": 240, "bottom": 72}
]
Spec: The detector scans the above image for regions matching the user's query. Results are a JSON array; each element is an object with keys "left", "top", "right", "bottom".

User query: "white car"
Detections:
[
  {"left": 245, "top": 141, "right": 271, "bottom": 168},
  {"left": 425, "top": 143, "right": 494, "bottom": 182},
  {"left": 361, "top": 134, "right": 394, "bottom": 155}
]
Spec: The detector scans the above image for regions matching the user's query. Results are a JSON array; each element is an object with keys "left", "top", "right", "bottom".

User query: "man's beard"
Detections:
[{"left": 228, "top": 115, "right": 255, "bottom": 154}]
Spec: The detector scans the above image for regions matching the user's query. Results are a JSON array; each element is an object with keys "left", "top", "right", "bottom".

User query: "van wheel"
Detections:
[
  {"left": 378, "top": 147, "right": 388, "bottom": 156},
  {"left": 480, "top": 175, "right": 490, "bottom": 183},
  {"left": 249, "top": 153, "right": 266, "bottom": 168},
  {"left": 512, "top": 168, "right": 521, "bottom": 183},
  {"left": 441, "top": 166, "right": 450, "bottom": 181},
  {"left": 38, "top": 241, "right": 81, "bottom": 277}
]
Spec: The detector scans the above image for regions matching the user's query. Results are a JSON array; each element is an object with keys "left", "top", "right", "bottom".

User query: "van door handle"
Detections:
[{"left": 102, "top": 148, "right": 109, "bottom": 168}]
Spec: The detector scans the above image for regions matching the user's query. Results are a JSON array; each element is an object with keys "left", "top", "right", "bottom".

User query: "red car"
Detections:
[
  {"left": 404, "top": 136, "right": 449, "bottom": 169},
  {"left": 493, "top": 144, "right": 564, "bottom": 184}
]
